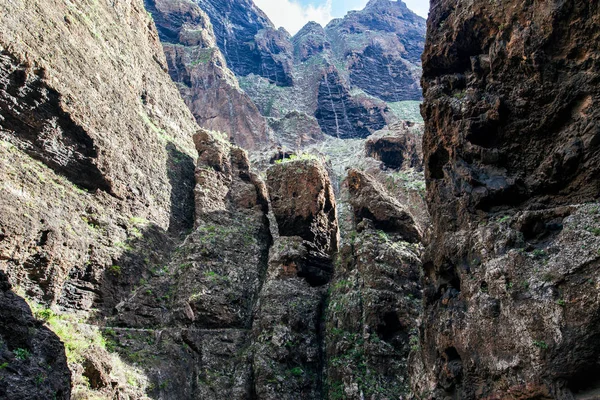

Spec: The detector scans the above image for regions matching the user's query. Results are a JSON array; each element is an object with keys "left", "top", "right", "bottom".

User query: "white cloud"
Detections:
[
  {"left": 254, "top": 0, "right": 430, "bottom": 35},
  {"left": 254, "top": 0, "right": 334, "bottom": 35}
]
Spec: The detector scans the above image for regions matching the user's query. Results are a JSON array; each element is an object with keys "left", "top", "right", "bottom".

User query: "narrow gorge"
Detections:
[{"left": 0, "top": 0, "right": 598, "bottom": 399}]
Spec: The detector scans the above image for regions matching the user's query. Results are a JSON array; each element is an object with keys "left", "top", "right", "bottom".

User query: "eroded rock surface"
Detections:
[
  {"left": 252, "top": 158, "right": 340, "bottom": 399},
  {"left": 0, "top": 271, "right": 71, "bottom": 400},
  {"left": 324, "top": 164, "right": 423, "bottom": 399},
  {"left": 169, "top": 0, "right": 426, "bottom": 146},
  {"left": 194, "top": 0, "right": 294, "bottom": 87},
  {"left": 146, "top": 0, "right": 273, "bottom": 150},
  {"left": 326, "top": 0, "right": 426, "bottom": 102},
  {"left": 267, "top": 158, "right": 339, "bottom": 262},
  {"left": 417, "top": 0, "right": 600, "bottom": 398},
  {"left": 347, "top": 169, "right": 422, "bottom": 243},
  {"left": 0, "top": 0, "right": 200, "bottom": 396},
  {"left": 365, "top": 122, "right": 423, "bottom": 171}
]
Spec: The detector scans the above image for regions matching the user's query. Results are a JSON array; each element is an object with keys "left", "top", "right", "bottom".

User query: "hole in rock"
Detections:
[
  {"left": 37, "top": 230, "right": 51, "bottom": 247},
  {"left": 428, "top": 146, "right": 449, "bottom": 180},
  {"left": 466, "top": 122, "right": 497, "bottom": 148},
  {"left": 297, "top": 254, "right": 333, "bottom": 287},
  {"left": 520, "top": 216, "right": 565, "bottom": 242},
  {"left": 376, "top": 311, "right": 404, "bottom": 343},
  {"left": 443, "top": 347, "right": 463, "bottom": 382},
  {"left": 568, "top": 363, "right": 600, "bottom": 396}
]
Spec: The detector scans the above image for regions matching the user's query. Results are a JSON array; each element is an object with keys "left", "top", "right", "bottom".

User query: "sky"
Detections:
[{"left": 253, "top": 0, "right": 430, "bottom": 35}]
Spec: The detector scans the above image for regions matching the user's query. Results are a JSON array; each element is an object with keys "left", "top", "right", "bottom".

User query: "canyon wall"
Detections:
[
  {"left": 0, "top": 0, "right": 200, "bottom": 397},
  {"left": 144, "top": 0, "right": 273, "bottom": 150},
  {"left": 416, "top": 0, "right": 600, "bottom": 398}
]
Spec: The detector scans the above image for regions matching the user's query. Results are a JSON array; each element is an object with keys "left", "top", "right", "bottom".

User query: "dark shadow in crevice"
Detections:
[
  {"left": 567, "top": 362, "right": 600, "bottom": 397},
  {"left": 0, "top": 271, "right": 71, "bottom": 399},
  {"left": 428, "top": 146, "right": 449, "bottom": 180},
  {"left": 166, "top": 143, "right": 196, "bottom": 235}
]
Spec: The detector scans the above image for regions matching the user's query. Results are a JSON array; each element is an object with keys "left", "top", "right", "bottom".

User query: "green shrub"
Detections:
[
  {"left": 13, "top": 348, "right": 31, "bottom": 360},
  {"left": 533, "top": 340, "right": 548, "bottom": 350}
]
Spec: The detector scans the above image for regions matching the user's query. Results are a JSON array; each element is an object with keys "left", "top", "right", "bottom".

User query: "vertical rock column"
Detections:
[
  {"left": 173, "top": 129, "right": 273, "bottom": 399},
  {"left": 325, "top": 169, "right": 423, "bottom": 399},
  {"left": 252, "top": 159, "right": 338, "bottom": 399}
]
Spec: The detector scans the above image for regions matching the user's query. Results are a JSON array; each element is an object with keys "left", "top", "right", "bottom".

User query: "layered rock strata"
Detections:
[
  {"left": 145, "top": 0, "right": 273, "bottom": 150},
  {"left": 193, "top": 0, "right": 294, "bottom": 87}
]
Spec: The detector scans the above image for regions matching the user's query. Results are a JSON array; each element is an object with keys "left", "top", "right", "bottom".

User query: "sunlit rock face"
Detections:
[
  {"left": 192, "top": 0, "right": 294, "bottom": 87},
  {"left": 169, "top": 0, "right": 426, "bottom": 143},
  {"left": 145, "top": 0, "right": 274, "bottom": 150},
  {"left": 326, "top": 0, "right": 426, "bottom": 103}
]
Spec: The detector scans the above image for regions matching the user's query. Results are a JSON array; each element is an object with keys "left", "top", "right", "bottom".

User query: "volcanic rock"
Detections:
[{"left": 416, "top": 0, "right": 600, "bottom": 398}]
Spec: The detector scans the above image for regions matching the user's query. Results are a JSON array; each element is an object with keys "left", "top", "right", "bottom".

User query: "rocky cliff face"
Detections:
[
  {"left": 175, "top": 0, "right": 427, "bottom": 143},
  {"left": 193, "top": 0, "right": 294, "bottom": 87},
  {"left": 145, "top": 0, "right": 273, "bottom": 150},
  {"left": 327, "top": 0, "right": 425, "bottom": 103},
  {"left": 0, "top": 0, "right": 202, "bottom": 397},
  {"left": 416, "top": 0, "right": 600, "bottom": 398}
]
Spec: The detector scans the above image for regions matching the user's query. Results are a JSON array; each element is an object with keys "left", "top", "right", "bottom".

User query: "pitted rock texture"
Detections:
[
  {"left": 146, "top": 0, "right": 273, "bottom": 150},
  {"left": 417, "top": 0, "right": 600, "bottom": 398},
  {"left": 0, "top": 0, "right": 201, "bottom": 396},
  {"left": 253, "top": 158, "right": 341, "bottom": 399},
  {"left": 252, "top": 237, "right": 327, "bottom": 400},
  {"left": 365, "top": 122, "right": 424, "bottom": 171},
  {"left": 326, "top": 220, "right": 422, "bottom": 400},
  {"left": 193, "top": 0, "right": 294, "bottom": 87},
  {"left": 267, "top": 159, "right": 339, "bottom": 262}
]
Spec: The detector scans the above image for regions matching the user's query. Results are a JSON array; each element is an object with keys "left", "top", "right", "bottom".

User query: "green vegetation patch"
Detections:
[{"left": 386, "top": 101, "right": 423, "bottom": 123}]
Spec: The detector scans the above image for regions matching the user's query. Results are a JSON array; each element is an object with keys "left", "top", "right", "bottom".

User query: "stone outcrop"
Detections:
[
  {"left": 0, "top": 271, "right": 71, "bottom": 400},
  {"left": 0, "top": 0, "right": 198, "bottom": 304},
  {"left": 324, "top": 165, "right": 423, "bottom": 399},
  {"left": 253, "top": 158, "right": 339, "bottom": 399},
  {"left": 252, "top": 236, "right": 328, "bottom": 400},
  {"left": 194, "top": 0, "right": 294, "bottom": 87},
  {"left": 268, "top": 111, "right": 324, "bottom": 151},
  {"left": 145, "top": 0, "right": 273, "bottom": 150},
  {"left": 108, "top": 129, "right": 272, "bottom": 399},
  {"left": 417, "top": 0, "right": 600, "bottom": 398},
  {"left": 326, "top": 221, "right": 422, "bottom": 400},
  {"left": 267, "top": 158, "right": 339, "bottom": 262},
  {"left": 365, "top": 122, "right": 424, "bottom": 171},
  {"left": 293, "top": 22, "right": 331, "bottom": 62},
  {"left": 347, "top": 169, "right": 422, "bottom": 243}
]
